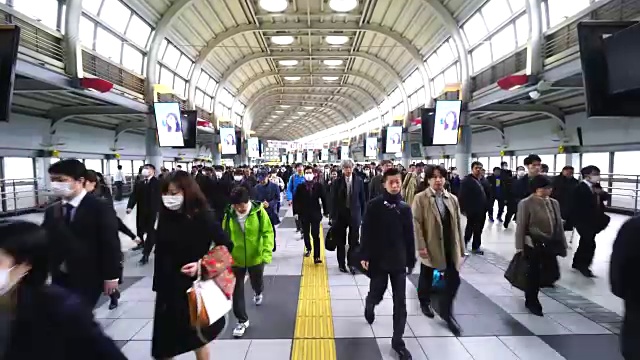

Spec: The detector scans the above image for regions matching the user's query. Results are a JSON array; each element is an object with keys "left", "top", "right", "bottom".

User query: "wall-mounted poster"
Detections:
[
  {"left": 385, "top": 126, "right": 402, "bottom": 153},
  {"left": 219, "top": 127, "right": 237, "bottom": 155},
  {"left": 340, "top": 146, "right": 349, "bottom": 160},
  {"left": 247, "top": 137, "right": 260, "bottom": 158},
  {"left": 365, "top": 137, "right": 378, "bottom": 158}
]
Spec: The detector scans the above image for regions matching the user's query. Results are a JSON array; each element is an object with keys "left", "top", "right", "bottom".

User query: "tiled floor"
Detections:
[{"left": 12, "top": 202, "right": 628, "bottom": 359}]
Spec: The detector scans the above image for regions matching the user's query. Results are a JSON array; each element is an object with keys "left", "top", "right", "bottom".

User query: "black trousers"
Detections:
[
  {"left": 417, "top": 263, "right": 460, "bottom": 319},
  {"left": 622, "top": 302, "right": 640, "bottom": 360},
  {"left": 231, "top": 264, "right": 265, "bottom": 323},
  {"left": 295, "top": 217, "right": 302, "bottom": 231},
  {"left": 489, "top": 197, "right": 505, "bottom": 219},
  {"left": 114, "top": 181, "right": 124, "bottom": 201},
  {"left": 572, "top": 226, "right": 597, "bottom": 269},
  {"left": 523, "top": 245, "right": 542, "bottom": 303},
  {"left": 504, "top": 203, "right": 516, "bottom": 226},
  {"left": 52, "top": 272, "right": 102, "bottom": 309},
  {"left": 367, "top": 270, "right": 407, "bottom": 344},
  {"left": 272, "top": 224, "right": 277, "bottom": 251},
  {"left": 300, "top": 216, "right": 321, "bottom": 259},
  {"left": 464, "top": 212, "right": 485, "bottom": 250},
  {"left": 333, "top": 215, "right": 360, "bottom": 267}
]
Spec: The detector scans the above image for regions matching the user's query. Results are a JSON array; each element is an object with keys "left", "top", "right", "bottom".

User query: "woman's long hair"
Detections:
[{"left": 161, "top": 171, "right": 209, "bottom": 217}]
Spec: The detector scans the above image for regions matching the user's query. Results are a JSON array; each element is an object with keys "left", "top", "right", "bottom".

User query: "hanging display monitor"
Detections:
[
  {"left": 385, "top": 126, "right": 402, "bottom": 153},
  {"left": 305, "top": 150, "right": 313, "bottom": 163},
  {"left": 433, "top": 100, "right": 462, "bottom": 145},
  {"left": 178, "top": 110, "right": 197, "bottom": 149},
  {"left": 154, "top": 102, "right": 184, "bottom": 147},
  {"left": 340, "top": 146, "right": 349, "bottom": 160},
  {"left": 281, "top": 155, "right": 287, "bottom": 164},
  {"left": 296, "top": 152, "right": 303, "bottom": 163},
  {"left": 365, "top": 137, "right": 378, "bottom": 158},
  {"left": 219, "top": 127, "right": 237, "bottom": 155},
  {"left": 288, "top": 153, "right": 294, "bottom": 164},
  {"left": 321, "top": 148, "right": 329, "bottom": 161},
  {"left": 247, "top": 137, "right": 260, "bottom": 158}
]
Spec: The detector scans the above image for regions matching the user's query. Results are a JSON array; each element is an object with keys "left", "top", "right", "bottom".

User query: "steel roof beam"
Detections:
[
  {"left": 253, "top": 106, "right": 336, "bottom": 127},
  {"left": 231, "top": 70, "right": 389, "bottom": 111},
  {"left": 48, "top": 106, "right": 145, "bottom": 134},
  {"left": 252, "top": 104, "right": 349, "bottom": 125},
  {"left": 63, "top": 0, "right": 83, "bottom": 78},
  {"left": 245, "top": 88, "right": 368, "bottom": 116},
  {"left": 247, "top": 96, "right": 356, "bottom": 120},
  {"left": 470, "top": 103, "right": 566, "bottom": 128},
  {"left": 468, "top": 118, "right": 505, "bottom": 139},
  {"left": 257, "top": 112, "right": 333, "bottom": 136}
]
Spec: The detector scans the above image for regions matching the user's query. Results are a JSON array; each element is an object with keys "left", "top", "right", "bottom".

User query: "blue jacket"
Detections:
[
  {"left": 286, "top": 174, "right": 306, "bottom": 201},
  {"left": 253, "top": 181, "right": 281, "bottom": 225}
]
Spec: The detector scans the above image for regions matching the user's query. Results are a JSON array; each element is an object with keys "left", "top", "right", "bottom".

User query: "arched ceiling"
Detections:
[{"left": 125, "top": 0, "right": 484, "bottom": 140}]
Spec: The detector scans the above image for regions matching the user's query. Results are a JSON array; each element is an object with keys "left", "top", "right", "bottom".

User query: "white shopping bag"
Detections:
[{"left": 189, "top": 279, "right": 232, "bottom": 326}]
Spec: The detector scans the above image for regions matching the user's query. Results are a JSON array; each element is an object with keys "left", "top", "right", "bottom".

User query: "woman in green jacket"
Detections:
[{"left": 223, "top": 186, "right": 274, "bottom": 338}]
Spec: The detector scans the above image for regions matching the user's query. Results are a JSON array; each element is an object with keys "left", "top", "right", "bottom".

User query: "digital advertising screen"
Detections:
[
  {"left": 247, "top": 137, "right": 260, "bottom": 158},
  {"left": 365, "top": 137, "right": 378, "bottom": 158},
  {"left": 306, "top": 150, "right": 314, "bottom": 163},
  {"left": 219, "top": 127, "right": 237, "bottom": 155},
  {"left": 433, "top": 100, "right": 462, "bottom": 145},
  {"left": 321, "top": 148, "right": 329, "bottom": 161},
  {"left": 287, "top": 153, "right": 294, "bottom": 164},
  {"left": 281, "top": 155, "right": 287, "bottom": 164},
  {"left": 385, "top": 126, "right": 402, "bottom": 153},
  {"left": 154, "top": 102, "right": 184, "bottom": 147},
  {"left": 179, "top": 110, "right": 197, "bottom": 149},
  {"left": 340, "top": 146, "right": 349, "bottom": 160},
  {"left": 296, "top": 152, "right": 303, "bottom": 163}
]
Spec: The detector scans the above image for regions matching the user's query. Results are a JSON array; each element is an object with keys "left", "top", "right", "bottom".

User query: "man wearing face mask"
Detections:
[
  {"left": 369, "top": 160, "right": 393, "bottom": 200},
  {"left": 230, "top": 168, "right": 254, "bottom": 199},
  {"left": 513, "top": 154, "right": 542, "bottom": 205},
  {"left": 126, "top": 164, "right": 161, "bottom": 265},
  {"left": 42, "top": 159, "right": 121, "bottom": 308},
  {"left": 254, "top": 170, "right": 281, "bottom": 252},
  {"left": 286, "top": 164, "right": 307, "bottom": 234},
  {"left": 570, "top": 165, "right": 610, "bottom": 278},
  {"left": 293, "top": 166, "right": 329, "bottom": 262}
]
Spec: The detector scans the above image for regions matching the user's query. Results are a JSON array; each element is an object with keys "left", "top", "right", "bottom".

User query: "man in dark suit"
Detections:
[
  {"left": 42, "top": 159, "right": 121, "bottom": 308},
  {"left": 331, "top": 159, "right": 366, "bottom": 274},
  {"left": 126, "top": 163, "right": 160, "bottom": 265},
  {"left": 458, "top": 161, "right": 489, "bottom": 255}
]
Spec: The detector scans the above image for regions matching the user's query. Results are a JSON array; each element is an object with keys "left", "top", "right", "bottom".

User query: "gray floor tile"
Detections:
[
  {"left": 330, "top": 285, "right": 362, "bottom": 300},
  {"left": 245, "top": 339, "right": 292, "bottom": 360},
  {"left": 94, "top": 300, "right": 139, "bottom": 319},
  {"left": 104, "top": 318, "right": 151, "bottom": 341},
  {"left": 119, "top": 301, "right": 155, "bottom": 319},
  {"left": 458, "top": 336, "right": 519, "bottom": 360},
  {"left": 333, "top": 317, "right": 375, "bottom": 338},
  {"left": 131, "top": 320, "right": 154, "bottom": 340},
  {"left": 335, "top": 338, "right": 383, "bottom": 360},
  {"left": 370, "top": 315, "right": 414, "bottom": 338},
  {"left": 545, "top": 313, "right": 611, "bottom": 334},
  {"left": 329, "top": 275, "right": 357, "bottom": 286},
  {"left": 454, "top": 314, "right": 533, "bottom": 336},
  {"left": 332, "top": 298, "right": 365, "bottom": 316},
  {"left": 540, "top": 334, "right": 625, "bottom": 360},
  {"left": 95, "top": 276, "right": 144, "bottom": 308},
  {"left": 119, "top": 287, "right": 156, "bottom": 301},
  {"left": 377, "top": 338, "right": 428, "bottom": 360},
  {"left": 510, "top": 314, "right": 573, "bottom": 335},
  {"left": 207, "top": 339, "right": 251, "bottom": 360},
  {"left": 416, "top": 337, "right": 473, "bottom": 360},
  {"left": 278, "top": 217, "right": 297, "bottom": 228},
  {"left": 499, "top": 336, "right": 566, "bottom": 360},
  {"left": 120, "top": 340, "right": 153, "bottom": 360},
  {"left": 407, "top": 315, "right": 456, "bottom": 337},
  {"left": 220, "top": 275, "right": 300, "bottom": 339}
]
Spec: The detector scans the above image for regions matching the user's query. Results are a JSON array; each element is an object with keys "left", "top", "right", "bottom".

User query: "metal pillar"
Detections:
[
  {"left": 63, "top": 0, "right": 83, "bottom": 78},
  {"left": 401, "top": 133, "right": 411, "bottom": 168},
  {"left": 455, "top": 125, "right": 472, "bottom": 176},
  {"left": 33, "top": 157, "right": 52, "bottom": 206},
  {"left": 526, "top": 0, "right": 544, "bottom": 76},
  {"left": 210, "top": 142, "right": 221, "bottom": 166},
  {"left": 145, "top": 127, "right": 162, "bottom": 172}
]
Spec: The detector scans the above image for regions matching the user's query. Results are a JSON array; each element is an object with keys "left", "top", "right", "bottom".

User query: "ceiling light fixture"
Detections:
[
  {"left": 290, "top": 116, "right": 300, "bottom": 119},
  {"left": 323, "top": 76, "right": 339, "bottom": 81},
  {"left": 323, "top": 59, "right": 343, "bottom": 66},
  {"left": 280, "top": 105, "right": 290, "bottom": 108},
  {"left": 284, "top": 76, "right": 301, "bottom": 81},
  {"left": 329, "top": 0, "right": 358, "bottom": 12},
  {"left": 275, "top": 110, "right": 284, "bottom": 113},
  {"left": 297, "top": 112, "right": 306, "bottom": 115},
  {"left": 271, "top": 35, "right": 295, "bottom": 45},
  {"left": 278, "top": 60, "right": 299, "bottom": 66},
  {"left": 326, "top": 35, "right": 350, "bottom": 45},
  {"left": 304, "top": 106, "right": 314, "bottom": 110},
  {"left": 259, "top": 0, "right": 288, "bottom": 13}
]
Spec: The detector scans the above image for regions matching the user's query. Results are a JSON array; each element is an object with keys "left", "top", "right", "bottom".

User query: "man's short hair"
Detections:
[
  {"left": 524, "top": 154, "right": 541, "bottom": 165},
  {"left": 341, "top": 159, "right": 354, "bottom": 168},
  {"left": 48, "top": 159, "right": 86, "bottom": 180},
  {"left": 229, "top": 186, "right": 250, "bottom": 204},
  {"left": 382, "top": 168, "right": 401, "bottom": 182}
]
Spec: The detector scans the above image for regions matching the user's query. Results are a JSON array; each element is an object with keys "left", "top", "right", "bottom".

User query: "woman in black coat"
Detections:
[
  {"left": 0, "top": 220, "right": 127, "bottom": 360},
  {"left": 152, "top": 171, "right": 233, "bottom": 360}
]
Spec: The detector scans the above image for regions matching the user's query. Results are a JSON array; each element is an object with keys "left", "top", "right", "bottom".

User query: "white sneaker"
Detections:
[
  {"left": 254, "top": 293, "right": 263, "bottom": 306},
  {"left": 233, "top": 321, "right": 250, "bottom": 338}
]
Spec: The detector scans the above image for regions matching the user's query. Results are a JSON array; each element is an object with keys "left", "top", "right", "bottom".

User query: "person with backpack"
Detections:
[{"left": 223, "top": 186, "right": 274, "bottom": 338}]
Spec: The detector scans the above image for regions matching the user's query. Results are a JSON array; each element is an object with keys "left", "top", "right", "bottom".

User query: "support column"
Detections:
[
  {"left": 565, "top": 153, "right": 577, "bottom": 168},
  {"left": 455, "top": 124, "right": 472, "bottom": 176},
  {"left": 526, "top": 0, "right": 544, "bottom": 76},
  {"left": 210, "top": 140, "right": 221, "bottom": 166},
  {"left": 401, "top": 133, "right": 411, "bottom": 168},
  {"left": 34, "top": 157, "right": 52, "bottom": 206},
  {"left": 145, "top": 127, "right": 162, "bottom": 172}
]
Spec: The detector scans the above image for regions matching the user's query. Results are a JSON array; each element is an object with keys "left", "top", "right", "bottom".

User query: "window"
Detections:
[
  {"left": 612, "top": 151, "right": 640, "bottom": 210},
  {"left": 462, "top": 14, "right": 488, "bottom": 46},
  {"left": 125, "top": 15, "right": 151, "bottom": 48},
  {"left": 481, "top": 0, "right": 512, "bottom": 31},
  {"left": 204, "top": 95, "right": 213, "bottom": 112},
  {"left": 197, "top": 73, "right": 210, "bottom": 90},
  {"left": 426, "top": 53, "right": 441, "bottom": 74},
  {"left": 99, "top": 0, "right": 131, "bottom": 33},
  {"left": 173, "top": 77, "right": 186, "bottom": 98},
  {"left": 14, "top": 0, "right": 60, "bottom": 29},
  {"left": 555, "top": 154, "right": 566, "bottom": 173},
  {"left": 547, "top": 0, "right": 590, "bottom": 28},
  {"left": 613, "top": 151, "right": 640, "bottom": 175},
  {"left": 79, "top": 16, "right": 96, "bottom": 47},
  {"left": 436, "top": 43, "right": 455, "bottom": 68},
  {"left": 539, "top": 154, "right": 555, "bottom": 171},
  {"left": 84, "top": 159, "right": 103, "bottom": 172},
  {"left": 159, "top": 67, "right": 174, "bottom": 88},
  {"left": 122, "top": 44, "right": 143, "bottom": 74},
  {"left": 514, "top": 15, "right": 529, "bottom": 47},
  {"left": 83, "top": 0, "right": 102, "bottom": 15},
  {"left": 176, "top": 55, "right": 193, "bottom": 78},
  {"left": 195, "top": 90, "right": 205, "bottom": 107},
  {"left": 389, "top": 88, "right": 401, "bottom": 106},
  {"left": 162, "top": 44, "right": 181, "bottom": 69},
  {"left": 582, "top": 152, "right": 609, "bottom": 174},
  {"left": 491, "top": 25, "right": 516, "bottom": 60},
  {"left": 471, "top": 42, "right": 492, "bottom": 72},
  {"left": 205, "top": 78, "right": 218, "bottom": 95},
  {"left": 433, "top": 74, "right": 445, "bottom": 96},
  {"left": 443, "top": 64, "right": 459, "bottom": 84},
  {"left": 508, "top": 0, "right": 526, "bottom": 12},
  {"left": 95, "top": 27, "right": 122, "bottom": 61}
]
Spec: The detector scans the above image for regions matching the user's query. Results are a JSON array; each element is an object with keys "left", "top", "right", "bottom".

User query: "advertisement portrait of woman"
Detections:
[
  {"left": 442, "top": 111, "right": 459, "bottom": 131},
  {"left": 164, "top": 113, "right": 181, "bottom": 133},
  {"left": 225, "top": 134, "right": 236, "bottom": 146}
]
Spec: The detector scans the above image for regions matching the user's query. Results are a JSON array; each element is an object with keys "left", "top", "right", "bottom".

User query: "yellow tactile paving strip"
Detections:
[{"left": 291, "top": 225, "right": 337, "bottom": 360}]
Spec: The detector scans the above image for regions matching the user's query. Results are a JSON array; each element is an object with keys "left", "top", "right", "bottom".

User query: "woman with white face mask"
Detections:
[
  {"left": 152, "top": 171, "right": 234, "bottom": 360},
  {"left": 0, "top": 220, "right": 128, "bottom": 359}
]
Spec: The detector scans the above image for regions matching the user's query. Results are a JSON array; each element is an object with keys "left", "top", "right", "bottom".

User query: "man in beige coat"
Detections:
[{"left": 412, "top": 165, "right": 466, "bottom": 335}]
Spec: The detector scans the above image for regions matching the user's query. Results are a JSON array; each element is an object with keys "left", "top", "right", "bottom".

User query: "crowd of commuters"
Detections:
[{"left": 0, "top": 154, "right": 636, "bottom": 360}]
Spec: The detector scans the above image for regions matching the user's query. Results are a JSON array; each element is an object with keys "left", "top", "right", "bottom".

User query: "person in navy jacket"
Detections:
[{"left": 253, "top": 169, "right": 281, "bottom": 251}]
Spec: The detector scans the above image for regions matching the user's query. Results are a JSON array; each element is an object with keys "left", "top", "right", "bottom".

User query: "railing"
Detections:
[{"left": 0, "top": 174, "right": 139, "bottom": 216}]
